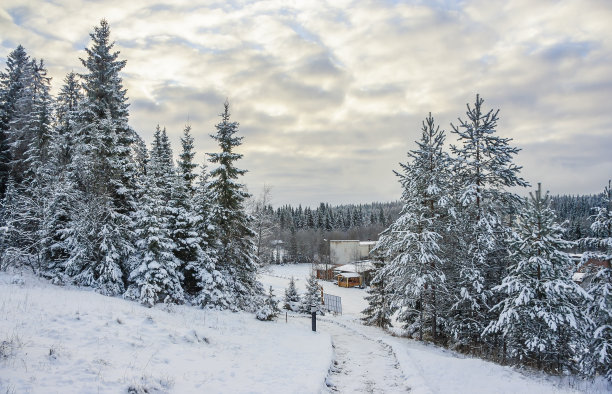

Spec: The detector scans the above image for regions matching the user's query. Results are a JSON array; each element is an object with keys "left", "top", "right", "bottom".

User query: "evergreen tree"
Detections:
[
  {"left": 43, "top": 72, "right": 85, "bottom": 278},
  {"left": 0, "top": 178, "right": 25, "bottom": 268},
  {"left": 0, "top": 54, "right": 57, "bottom": 274},
  {"left": 284, "top": 276, "right": 300, "bottom": 311},
  {"left": 169, "top": 124, "right": 204, "bottom": 295},
  {"left": 54, "top": 72, "right": 82, "bottom": 167},
  {"left": 580, "top": 180, "right": 612, "bottom": 381},
  {"left": 256, "top": 286, "right": 280, "bottom": 321},
  {"left": 68, "top": 20, "right": 137, "bottom": 293},
  {"left": 207, "top": 100, "right": 261, "bottom": 310},
  {"left": 448, "top": 95, "right": 528, "bottom": 351},
  {"left": 484, "top": 184, "right": 589, "bottom": 372},
  {"left": 299, "top": 274, "right": 323, "bottom": 314},
  {"left": 362, "top": 258, "right": 393, "bottom": 329},
  {"left": 77, "top": 18, "right": 138, "bottom": 215},
  {"left": 0, "top": 45, "right": 30, "bottom": 196},
  {"left": 177, "top": 125, "right": 198, "bottom": 193},
  {"left": 126, "top": 140, "right": 183, "bottom": 306},
  {"left": 191, "top": 163, "right": 231, "bottom": 309},
  {"left": 369, "top": 113, "right": 450, "bottom": 341}
]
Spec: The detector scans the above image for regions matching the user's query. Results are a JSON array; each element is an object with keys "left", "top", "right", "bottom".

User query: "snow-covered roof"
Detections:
[
  {"left": 334, "top": 261, "right": 375, "bottom": 273},
  {"left": 572, "top": 272, "right": 586, "bottom": 282},
  {"left": 359, "top": 241, "right": 377, "bottom": 246},
  {"left": 337, "top": 272, "right": 361, "bottom": 278},
  {"left": 313, "top": 264, "right": 340, "bottom": 271}
]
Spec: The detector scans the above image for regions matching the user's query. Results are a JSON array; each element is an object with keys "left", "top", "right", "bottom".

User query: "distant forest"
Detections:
[
  {"left": 251, "top": 193, "right": 603, "bottom": 265},
  {"left": 250, "top": 200, "right": 402, "bottom": 265}
]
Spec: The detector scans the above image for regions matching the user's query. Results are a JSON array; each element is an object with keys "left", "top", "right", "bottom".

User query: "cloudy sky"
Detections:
[{"left": 1, "top": 0, "right": 611, "bottom": 207}]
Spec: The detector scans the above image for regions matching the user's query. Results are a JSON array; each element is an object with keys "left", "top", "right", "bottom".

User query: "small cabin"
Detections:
[
  {"left": 333, "top": 261, "right": 375, "bottom": 288},
  {"left": 313, "top": 263, "right": 341, "bottom": 280},
  {"left": 337, "top": 272, "right": 362, "bottom": 288}
]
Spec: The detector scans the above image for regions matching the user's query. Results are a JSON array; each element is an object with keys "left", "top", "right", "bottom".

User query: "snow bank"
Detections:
[{"left": 0, "top": 270, "right": 331, "bottom": 393}]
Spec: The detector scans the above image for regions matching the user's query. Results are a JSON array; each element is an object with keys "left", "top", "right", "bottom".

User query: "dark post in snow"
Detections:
[{"left": 311, "top": 305, "right": 317, "bottom": 332}]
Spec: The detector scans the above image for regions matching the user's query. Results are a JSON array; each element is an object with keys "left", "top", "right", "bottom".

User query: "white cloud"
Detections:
[{"left": 1, "top": 0, "right": 611, "bottom": 205}]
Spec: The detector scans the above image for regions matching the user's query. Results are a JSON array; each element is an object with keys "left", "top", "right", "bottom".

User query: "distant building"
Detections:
[
  {"left": 329, "top": 240, "right": 376, "bottom": 266},
  {"left": 570, "top": 253, "right": 611, "bottom": 287},
  {"left": 334, "top": 261, "right": 376, "bottom": 287}
]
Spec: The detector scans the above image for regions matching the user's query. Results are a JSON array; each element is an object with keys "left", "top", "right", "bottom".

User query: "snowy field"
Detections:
[{"left": 0, "top": 264, "right": 608, "bottom": 393}]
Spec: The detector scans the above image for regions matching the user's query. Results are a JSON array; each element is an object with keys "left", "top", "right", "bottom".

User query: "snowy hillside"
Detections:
[
  {"left": 1, "top": 265, "right": 609, "bottom": 393},
  {"left": 0, "top": 269, "right": 330, "bottom": 393}
]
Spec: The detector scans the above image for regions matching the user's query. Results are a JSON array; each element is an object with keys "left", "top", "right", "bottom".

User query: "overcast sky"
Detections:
[{"left": 1, "top": 0, "right": 611, "bottom": 207}]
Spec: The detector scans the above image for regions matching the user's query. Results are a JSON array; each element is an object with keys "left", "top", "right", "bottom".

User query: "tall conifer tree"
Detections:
[
  {"left": 68, "top": 20, "right": 136, "bottom": 293},
  {"left": 448, "top": 95, "right": 528, "bottom": 351},
  {"left": 485, "top": 184, "right": 589, "bottom": 372},
  {"left": 369, "top": 113, "right": 450, "bottom": 341},
  {"left": 207, "top": 100, "right": 261, "bottom": 310}
]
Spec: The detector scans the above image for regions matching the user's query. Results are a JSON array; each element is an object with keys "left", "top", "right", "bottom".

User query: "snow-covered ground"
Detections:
[
  {"left": 260, "top": 264, "right": 610, "bottom": 394},
  {"left": 0, "top": 269, "right": 330, "bottom": 393},
  {"left": 0, "top": 264, "right": 608, "bottom": 393}
]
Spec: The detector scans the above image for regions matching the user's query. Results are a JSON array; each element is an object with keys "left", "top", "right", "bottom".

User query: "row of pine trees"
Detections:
[
  {"left": 0, "top": 21, "right": 261, "bottom": 310},
  {"left": 362, "top": 99, "right": 611, "bottom": 380}
]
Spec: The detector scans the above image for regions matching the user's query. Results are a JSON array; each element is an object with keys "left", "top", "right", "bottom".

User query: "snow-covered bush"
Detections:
[
  {"left": 256, "top": 286, "right": 280, "bottom": 321},
  {"left": 284, "top": 276, "right": 300, "bottom": 311},
  {"left": 299, "top": 274, "right": 324, "bottom": 315}
]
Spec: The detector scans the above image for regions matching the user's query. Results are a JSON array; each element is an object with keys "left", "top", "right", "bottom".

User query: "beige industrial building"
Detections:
[{"left": 329, "top": 240, "right": 376, "bottom": 266}]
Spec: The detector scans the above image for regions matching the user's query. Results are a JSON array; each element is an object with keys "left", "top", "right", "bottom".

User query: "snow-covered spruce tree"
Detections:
[
  {"left": 177, "top": 125, "right": 198, "bottom": 194},
  {"left": 256, "top": 286, "right": 281, "bottom": 321},
  {"left": 67, "top": 116, "right": 134, "bottom": 295},
  {"left": 299, "top": 274, "right": 323, "bottom": 314},
  {"left": 484, "top": 183, "right": 589, "bottom": 372},
  {"left": 284, "top": 276, "right": 300, "bottom": 311},
  {"left": 0, "top": 45, "right": 30, "bottom": 197},
  {"left": 191, "top": 163, "right": 231, "bottom": 309},
  {"left": 368, "top": 113, "right": 451, "bottom": 341},
  {"left": 170, "top": 125, "right": 199, "bottom": 293},
  {"left": 67, "top": 20, "right": 138, "bottom": 293},
  {"left": 580, "top": 180, "right": 612, "bottom": 381},
  {"left": 362, "top": 258, "right": 393, "bottom": 329},
  {"left": 54, "top": 72, "right": 82, "bottom": 167},
  {"left": 0, "top": 54, "right": 57, "bottom": 273},
  {"left": 0, "top": 178, "right": 22, "bottom": 269},
  {"left": 207, "top": 100, "right": 262, "bottom": 310},
  {"left": 448, "top": 95, "right": 528, "bottom": 353},
  {"left": 126, "top": 135, "right": 184, "bottom": 307},
  {"left": 40, "top": 72, "right": 84, "bottom": 280}
]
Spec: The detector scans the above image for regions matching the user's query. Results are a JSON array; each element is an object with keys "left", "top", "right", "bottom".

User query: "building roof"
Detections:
[
  {"left": 337, "top": 272, "right": 361, "bottom": 278},
  {"left": 334, "top": 261, "right": 375, "bottom": 273},
  {"left": 313, "top": 264, "right": 340, "bottom": 271}
]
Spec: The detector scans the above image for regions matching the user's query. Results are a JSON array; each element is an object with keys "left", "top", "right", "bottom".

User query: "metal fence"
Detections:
[{"left": 323, "top": 293, "right": 342, "bottom": 315}]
